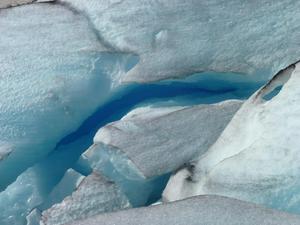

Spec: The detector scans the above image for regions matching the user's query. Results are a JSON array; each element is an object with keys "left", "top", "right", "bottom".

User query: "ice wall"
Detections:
[
  {"left": 41, "top": 172, "right": 130, "bottom": 225},
  {"left": 60, "top": 0, "right": 300, "bottom": 83},
  {"left": 163, "top": 62, "right": 300, "bottom": 214},
  {"left": 0, "top": 3, "right": 134, "bottom": 190},
  {"left": 1, "top": 0, "right": 298, "bottom": 223},
  {"left": 92, "top": 100, "right": 242, "bottom": 178}
]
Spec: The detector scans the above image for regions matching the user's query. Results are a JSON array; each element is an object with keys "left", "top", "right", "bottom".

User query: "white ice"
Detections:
[
  {"left": 60, "top": 0, "right": 300, "bottom": 83},
  {"left": 163, "top": 62, "right": 300, "bottom": 214}
]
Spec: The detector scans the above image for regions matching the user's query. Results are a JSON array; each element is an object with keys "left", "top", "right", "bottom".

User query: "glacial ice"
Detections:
[
  {"left": 163, "top": 62, "right": 300, "bottom": 214},
  {"left": 39, "top": 169, "right": 85, "bottom": 211},
  {"left": 1, "top": 0, "right": 299, "bottom": 224},
  {"left": 92, "top": 100, "right": 242, "bottom": 178},
  {"left": 65, "top": 195, "right": 300, "bottom": 225},
  {"left": 60, "top": 0, "right": 300, "bottom": 83},
  {"left": 41, "top": 172, "right": 130, "bottom": 225},
  {"left": 0, "top": 2, "right": 135, "bottom": 190}
]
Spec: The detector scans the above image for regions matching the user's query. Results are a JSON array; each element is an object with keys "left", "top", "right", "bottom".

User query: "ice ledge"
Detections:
[{"left": 60, "top": 0, "right": 300, "bottom": 83}]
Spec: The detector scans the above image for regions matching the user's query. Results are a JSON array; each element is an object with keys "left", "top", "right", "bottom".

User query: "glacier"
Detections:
[
  {"left": 0, "top": 0, "right": 300, "bottom": 224},
  {"left": 0, "top": 68, "right": 259, "bottom": 223},
  {"left": 163, "top": 61, "right": 300, "bottom": 214}
]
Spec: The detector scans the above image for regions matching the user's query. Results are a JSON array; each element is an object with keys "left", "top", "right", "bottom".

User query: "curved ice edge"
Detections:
[
  {"left": 162, "top": 60, "right": 300, "bottom": 212},
  {"left": 64, "top": 195, "right": 300, "bottom": 225}
]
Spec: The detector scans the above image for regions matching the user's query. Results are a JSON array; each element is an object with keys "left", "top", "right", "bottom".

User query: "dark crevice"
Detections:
[
  {"left": 255, "top": 60, "right": 298, "bottom": 102},
  {"left": 56, "top": 0, "right": 119, "bottom": 52}
]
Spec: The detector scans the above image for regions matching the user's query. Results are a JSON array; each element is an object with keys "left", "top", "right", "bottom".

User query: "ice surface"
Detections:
[
  {"left": 60, "top": 0, "right": 300, "bottom": 83},
  {"left": 163, "top": 62, "right": 300, "bottom": 214},
  {"left": 65, "top": 195, "right": 300, "bottom": 225},
  {"left": 0, "top": 3, "right": 135, "bottom": 189},
  {"left": 41, "top": 172, "right": 130, "bottom": 225},
  {"left": 93, "top": 100, "right": 242, "bottom": 178}
]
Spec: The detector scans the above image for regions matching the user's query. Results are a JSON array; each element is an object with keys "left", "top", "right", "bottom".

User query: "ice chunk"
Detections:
[
  {"left": 41, "top": 172, "right": 131, "bottom": 225},
  {"left": 0, "top": 167, "right": 83, "bottom": 225},
  {"left": 93, "top": 100, "right": 242, "bottom": 178},
  {"left": 163, "top": 62, "right": 300, "bottom": 214},
  {"left": 26, "top": 209, "right": 41, "bottom": 225},
  {"left": 60, "top": 0, "right": 300, "bottom": 83},
  {"left": 65, "top": 195, "right": 300, "bottom": 225},
  {"left": 85, "top": 144, "right": 169, "bottom": 206},
  {"left": 81, "top": 100, "right": 241, "bottom": 207},
  {"left": 39, "top": 169, "right": 85, "bottom": 211},
  {"left": 0, "top": 3, "right": 134, "bottom": 189}
]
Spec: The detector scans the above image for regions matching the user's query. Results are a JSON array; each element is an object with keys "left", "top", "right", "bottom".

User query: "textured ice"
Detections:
[
  {"left": 0, "top": 3, "right": 134, "bottom": 189},
  {"left": 163, "top": 62, "right": 300, "bottom": 213},
  {"left": 41, "top": 172, "right": 130, "bottom": 225},
  {"left": 60, "top": 0, "right": 300, "bottom": 83},
  {"left": 65, "top": 195, "right": 300, "bottom": 225},
  {"left": 93, "top": 100, "right": 242, "bottom": 178},
  {"left": 0, "top": 168, "right": 83, "bottom": 225}
]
